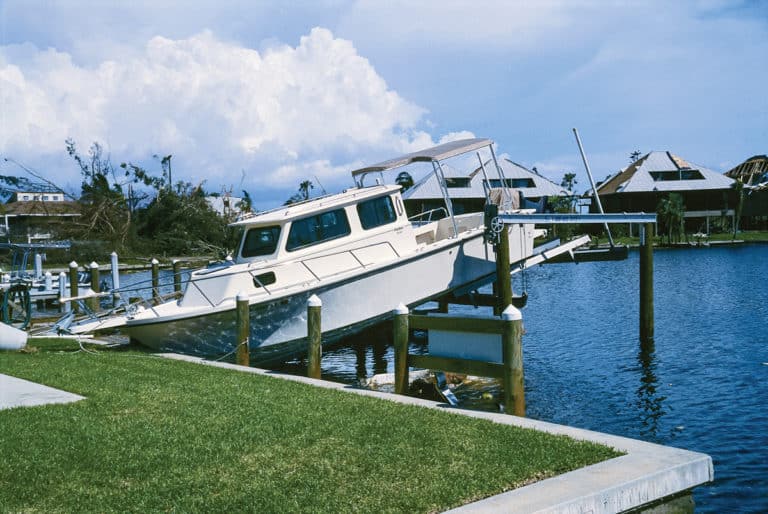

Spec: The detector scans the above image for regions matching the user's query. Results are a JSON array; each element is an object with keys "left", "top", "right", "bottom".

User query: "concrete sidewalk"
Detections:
[
  {"left": 160, "top": 353, "right": 714, "bottom": 514},
  {"left": 0, "top": 374, "right": 85, "bottom": 410}
]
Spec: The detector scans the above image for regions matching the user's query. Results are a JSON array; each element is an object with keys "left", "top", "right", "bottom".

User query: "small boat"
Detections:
[{"left": 66, "top": 139, "right": 580, "bottom": 364}]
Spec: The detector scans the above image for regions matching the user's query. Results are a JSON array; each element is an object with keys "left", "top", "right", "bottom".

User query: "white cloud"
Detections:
[{"left": 0, "top": 27, "right": 453, "bottom": 198}]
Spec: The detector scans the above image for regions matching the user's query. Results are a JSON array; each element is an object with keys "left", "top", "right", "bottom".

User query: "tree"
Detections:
[
  {"left": 237, "top": 190, "right": 253, "bottom": 213},
  {"left": 284, "top": 180, "right": 315, "bottom": 205},
  {"left": 657, "top": 193, "right": 685, "bottom": 244},
  {"left": 65, "top": 139, "right": 133, "bottom": 249},
  {"left": 395, "top": 171, "right": 414, "bottom": 191},
  {"left": 732, "top": 178, "right": 744, "bottom": 239},
  {"left": 560, "top": 172, "right": 577, "bottom": 192},
  {"left": 630, "top": 150, "right": 642, "bottom": 162}
]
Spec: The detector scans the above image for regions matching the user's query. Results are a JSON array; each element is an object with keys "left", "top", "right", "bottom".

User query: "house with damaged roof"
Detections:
[
  {"left": 592, "top": 151, "right": 736, "bottom": 234},
  {"left": 1, "top": 189, "right": 80, "bottom": 242},
  {"left": 402, "top": 158, "right": 567, "bottom": 218},
  {"left": 725, "top": 155, "right": 768, "bottom": 229}
]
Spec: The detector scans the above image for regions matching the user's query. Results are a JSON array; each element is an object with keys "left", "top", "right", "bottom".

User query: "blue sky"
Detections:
[{"left": 1, "top": 0, "right": 766, "bottom": 208}]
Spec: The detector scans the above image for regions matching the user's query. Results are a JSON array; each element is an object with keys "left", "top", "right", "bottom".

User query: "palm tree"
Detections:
[
  {"left": 657, "top": 193, "right": 685, "bottom": 244},
  {"left": 732, "top": 178, "right": 744, "bottom": 239}
]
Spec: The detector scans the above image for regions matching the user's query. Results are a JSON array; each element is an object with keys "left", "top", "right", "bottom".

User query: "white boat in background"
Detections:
[{"left": 66, "top": 138, "right": 583, "bottom": 364}]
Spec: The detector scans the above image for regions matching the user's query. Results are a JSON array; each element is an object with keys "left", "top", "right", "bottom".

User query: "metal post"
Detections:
[
  {"left": 307, "top": 295, "right": 322, "bottom": 379},
  {"left": 59, "top": 271, "right": 69, "bottom": 313},
  {"left": 235, "top": 291, "right": 250, "bottom": 366},
  {"left": 151, "top": 258, "right": 159, "bottom": 301},
  {"left": 573, "top": 128, "right": 615, "bottom": 247},
  {"left": 68, "top": 261, "right": 79, "bottom": 313},
  {"left": 44, "top": 271, "right": 52, "bottom": 291},
  {"left": 34, "top": 253, "right": 42, "bottom": 280},
  {"left": 110, "top": 251, "right": 120, "bottom": 307},
  {"left": 393, "top": 303, "right": 410, "bottom": 395},
  {"left": 173, "top": 259, "right": 182, "bottom": 293},
  {"left": 640, "top": 223, "right": 654, "bottom": 343},
  {"left": 502, "top": 305, "right": 525, "bottom": 416},
  {"left": 89, "top": 262, "right": 100, "bottom": 312},
  {"left": 496, "top": 226, "right": 513, "bottom": 314}
]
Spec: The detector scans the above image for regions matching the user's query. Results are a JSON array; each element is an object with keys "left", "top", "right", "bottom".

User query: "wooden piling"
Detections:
[
  {"left": 307, "top": 295, "right": 322, "bottom": 379},
  {"left": 393, "top": 303, "right": 410, "bottom": 395},
  {"left": 172, "top": 259, "right": 182, "bottom": 293},
  {"left": 110, "top": 251, "right": 120, "bottom": 307},
  {"left": 501, "top": 305, "right": 525, "bottom": 416},
  {"left": 151, "top": 258, "right": 160, "bottom": 300},
  {"left": 68, "top": 261, "right": 79, "bottom": 313},
  {"left": 235, "top": 291, "right": 250, "bottom": 366},
  {"left": 495, "top": 225, "right": 513, "bottom": 314},
  {"left": 640, "top": 222, "right": 654, "bottom": 343},
  {"left": 89, "top": 262, "right": 100, "bottom": 312}
]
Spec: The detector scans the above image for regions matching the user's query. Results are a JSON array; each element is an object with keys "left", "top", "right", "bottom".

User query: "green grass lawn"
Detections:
[{"left": 0, "top": 340, "right": 621, "bottom": 513}]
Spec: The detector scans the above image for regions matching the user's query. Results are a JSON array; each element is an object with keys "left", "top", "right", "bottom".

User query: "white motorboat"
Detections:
[{"left": 66, "top": 138, "right": 579, "bottom": 364}]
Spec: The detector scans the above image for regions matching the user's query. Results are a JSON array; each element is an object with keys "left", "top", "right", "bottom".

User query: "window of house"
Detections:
[
  {"left": 357, "top": 196, "right": 397, "bottom": 230},
  {"left": 22, "top": 195, "right": 29, "bottom": 201},
  {"left": 241, "top": 226, "right": 281, "bottom": 257},
  {"left": 445, "top": 177, "right": 471, "bottom": 188},
  {"left": 650, "top": 169, "right": 704, "bottom": 181},
  {"left": 485, "top": 178, "right": 536, "bottom": 188},
  {"left": 286, "top": 209, "right": 351, "bottom": 251},
  {"left": 43, "top": 195, "right": 50, "bottom": 201}
]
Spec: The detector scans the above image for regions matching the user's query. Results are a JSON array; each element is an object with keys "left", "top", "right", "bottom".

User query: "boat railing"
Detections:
[{"left": 408, "top": 207, "right": 448, "bottom": 226}]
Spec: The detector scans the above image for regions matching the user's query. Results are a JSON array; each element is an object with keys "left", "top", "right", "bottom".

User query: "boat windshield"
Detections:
[{"left": 241, "top": 226, "right": 281, "bottom": 258}]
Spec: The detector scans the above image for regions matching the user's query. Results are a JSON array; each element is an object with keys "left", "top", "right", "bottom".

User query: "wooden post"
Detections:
[
  {"left": 173, "top": 259, "right": 182, "bottom": 293},
  {"left": 59, "top": 271, "right": 69, "bottom": 313},
  {"left": 393, "top": 303, "right": 410, "bottom": 395},
  {"left": 502, "top": 304, "right": 525, "bottom": 416},
  {"left": 235, "top": 291, "right": 250, "bottom": 366},
  {"left": 34, "top": 253, "right": 43, "bottom": 280},
  {"left": 438, "top": 298, "right": 449, "bottom": 313},
  {"left": 68, "top": 261, "right": 79, "bottom": 313},
  {"left": 640, "top": 223, "right": 654, "bottom": 343},
  {"left": 89, "top": 262, "right": 100, "bottom": 312},
  {"left": 151, "top": 258, "right": 160, "bottom": 301},
  {"left": 495, "top": 225, "right": 512, "bottom": 315},
  {"left": 307, "top": 295, "right": 322, "bottom": 379}
]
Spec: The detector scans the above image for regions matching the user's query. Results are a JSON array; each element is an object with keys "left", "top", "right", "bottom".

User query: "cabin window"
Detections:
[
  {"left": 286, "top": 209, "right": 351, "bottom": 251},
  {"left": 242, "top": 226, "right": 281, "bottom": 257},
  {"left": 357, "top": 196, "right": 397, "bottom": 230},
  {"left": 252, "top": 271, "right": 276, "bottom": 288}
]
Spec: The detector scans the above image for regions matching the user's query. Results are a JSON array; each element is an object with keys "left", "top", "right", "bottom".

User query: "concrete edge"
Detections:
[
  {"left": 0, "top": 373, "right": 85, "bottom": 411},
  {"left": 157, "top": 353, "right": 714, "bottom": 513}
]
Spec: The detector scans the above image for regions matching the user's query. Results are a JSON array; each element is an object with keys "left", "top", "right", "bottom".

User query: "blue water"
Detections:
[
  {"left": 115, "top": 247, "right": 768, "bottom": 511},
  {"left": 281, "top": 245, "right": 768, "bottom": 512}
]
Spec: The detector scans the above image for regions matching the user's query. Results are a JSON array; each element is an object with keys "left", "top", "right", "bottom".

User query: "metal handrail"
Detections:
[{"left": 408, "top": 207, "right": 448, "bottom": 225}]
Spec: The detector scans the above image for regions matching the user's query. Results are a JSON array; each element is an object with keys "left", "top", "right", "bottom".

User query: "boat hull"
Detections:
[{"left": 127, "top": 230, "right": 505, "bottom": 364}]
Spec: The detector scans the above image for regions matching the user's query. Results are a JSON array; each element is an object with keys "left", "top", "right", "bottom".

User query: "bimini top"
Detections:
[{"left": 350, "top": 138, "right": 493, "bottom": 177}]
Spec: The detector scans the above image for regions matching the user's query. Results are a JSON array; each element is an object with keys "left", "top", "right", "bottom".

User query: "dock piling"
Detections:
[
  {"left": 640, "top": 223, "right": 654, "bottom": 343},
  {"left": 393, "top": 304, "right": 410, "bottom": 395},
  {"left": 173, "top": 259, "right": 182, "bottom": 293},
  {"left": 307, "top": 295, "right": 322, "bottom": 379},
  {"left": 89, "top": 262, "right": 100, "bottom": 312},
  {"left": 110, "top": 251, "right": 120, "bottom": 306},
  {"left": 59, "top": 271, "right": 69, "bottom": 313},
  {"left": 495, "top": 226, "right": 513, "bottom": 313},
  {"left": 235, "top": 291, "right": 250, "bottom": 366},
  {"left": 502, "top": 305, "right": 525, "bottom": 416},
  {"left": 151, "top": 258, "right": 160, "bottom": 300},
  {"left": 68, "top": 261, "right": 79, "bottom": 313}
]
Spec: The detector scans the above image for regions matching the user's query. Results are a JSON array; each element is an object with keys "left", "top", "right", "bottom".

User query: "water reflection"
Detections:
[{"left": 636, "top": 338, "right": 666, "bottom": 441}]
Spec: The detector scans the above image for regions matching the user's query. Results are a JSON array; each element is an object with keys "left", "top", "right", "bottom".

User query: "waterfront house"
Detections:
[
  {"left": 402, "top": 158, "right": 567, "bottom": 218},
  {"left": 592, "top": 151, "right": 736, "bottom": 235},
  {"left": 725, "top": 155, "right": 768, "bottom": 229},
  {"left": 1, "top": 190, "right": 80, "bottom": 242}
]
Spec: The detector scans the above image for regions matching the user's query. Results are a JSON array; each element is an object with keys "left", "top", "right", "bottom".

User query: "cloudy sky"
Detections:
[{"left": 1, "top": 0, "right": 766, "bottom": 208}]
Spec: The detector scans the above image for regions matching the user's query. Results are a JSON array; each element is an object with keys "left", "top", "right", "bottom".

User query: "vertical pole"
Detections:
[
  {"left": 235, "top": 291, "right": 250, "bottom": 366},
  {"left": 495, "top": 226, "right": 512, "bottom": 314},
  {"left": 34, "top": 253, "right": 43, "bottom": 280},
  {"left": 307, "top": 295, "right": 322, "bottom": 379},
  {"left": 68, "top": 261, "right": 79, "bottom": 314},
  {"left": 44, "top": 271, "right": 52, "bottom": 291},
  {"left": 438, "top": 298, "right": 449, "bottom": 313},
  {"left": 110, "top": 251, "right": 120, "bottom": 307},
  {"left": 59, "top": 271, "right": 69, "bottom": 314},
  {"left": 502, "top": 305, "right": 525, "bottom": 416},
  {"left": 151, "top": 258, "right": 160, "bottom": 301},
  {"left": 640, "top": 223, "right": 655, "bottom": 343},
  {"left": 393, "top": 303, "right": 410, "bottom": 395},
  {"left": 173, "top": 259, "right": 182, "bottom": 293},
  {"left": 89, "top": 262, "right": 100, "bottom": 312}
]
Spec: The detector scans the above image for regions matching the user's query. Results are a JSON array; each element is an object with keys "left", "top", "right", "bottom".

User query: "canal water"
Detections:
[
  {"left": 277, "top": 244, "right": 768, "bottom": 512},
  {"left": 117, "top": 245, "right": 767, "bottom": 511}
]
